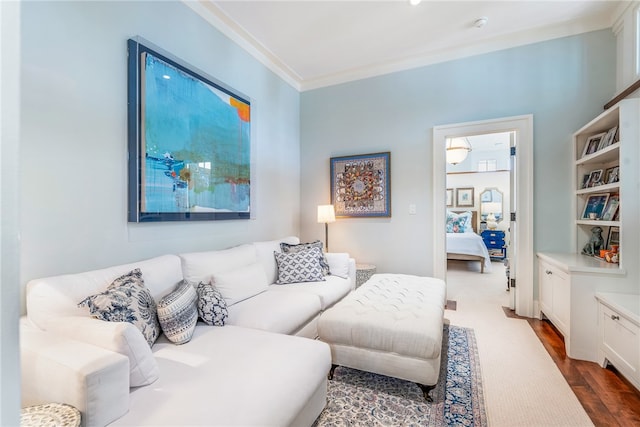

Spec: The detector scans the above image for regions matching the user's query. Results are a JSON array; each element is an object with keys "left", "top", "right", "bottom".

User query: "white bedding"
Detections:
[{"left": 446, "top": 232, "right": 492, "bottom": 272}]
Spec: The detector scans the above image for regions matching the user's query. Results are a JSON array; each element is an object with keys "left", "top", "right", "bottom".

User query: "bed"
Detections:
[{"left": 446, "top": 211, "right": 492, "bottom": 273}]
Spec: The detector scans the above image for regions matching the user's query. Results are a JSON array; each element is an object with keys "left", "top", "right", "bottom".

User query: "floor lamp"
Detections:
[{"left": 317, "top": 205, "right": 336, "bottom": 251}]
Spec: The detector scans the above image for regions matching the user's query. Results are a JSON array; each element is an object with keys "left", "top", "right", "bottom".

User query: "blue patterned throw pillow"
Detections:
[
  {"left": 446, "top": 211, "right": 473, "bottom": 233},
  {"left": 157, "top": 280, "right": 198, "bottom": 345},
  {"left": 274, "top": 247, "right": 326, "bottom": 284},
  {"left": 78, "top": 268, "right": 160, "bottom": 347},
  {"left": 196, "top": 281, "right": 228, "bottom": 326},
  {"left": 280, "top": 240, "right": 331, "bottom": 275}
]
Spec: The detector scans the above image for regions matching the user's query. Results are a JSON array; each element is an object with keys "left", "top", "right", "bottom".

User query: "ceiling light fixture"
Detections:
[
  {"left": 446, "top": 137, "right": 472, "bottom": 165},
  {"left": 409, "top": 0, "right": 422, "bottom": 5},
  {"left": 474, "top": 17, "right": 488, "bottom": 28}
]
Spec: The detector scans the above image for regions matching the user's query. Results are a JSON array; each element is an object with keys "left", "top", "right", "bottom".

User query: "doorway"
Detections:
[{"left": 433, "top": 115, "right": 534, "bottom": 318}]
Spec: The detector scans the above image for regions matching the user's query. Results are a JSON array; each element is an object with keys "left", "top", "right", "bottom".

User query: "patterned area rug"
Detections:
[{"left": 314, "top": 325, "right": 487, "bottom": 426}]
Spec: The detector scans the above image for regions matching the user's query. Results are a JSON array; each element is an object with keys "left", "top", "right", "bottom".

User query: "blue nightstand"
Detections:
[{"left": 481, "top": 230, "right": 506, "bottom": 261}]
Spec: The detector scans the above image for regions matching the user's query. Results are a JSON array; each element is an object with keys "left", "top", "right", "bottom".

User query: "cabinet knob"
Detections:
[
  {"left": 545, "top": 270, "right": 552, "bottom": 275},
  {"left": 611, "top": 314, "right": 620, "bottom": 321}
]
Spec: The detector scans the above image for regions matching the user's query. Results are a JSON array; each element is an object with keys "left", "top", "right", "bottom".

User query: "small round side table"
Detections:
[
  {"left": 21, "top": 403, "right": 81, "bottom": 427},
  {"left": 356, "top": 263, "right": 377, "bottom": 288}
]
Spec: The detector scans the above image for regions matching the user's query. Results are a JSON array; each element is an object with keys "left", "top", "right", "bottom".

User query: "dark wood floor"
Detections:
[{"left": 504, "top": 308, "right": 640, "bottom": 427}]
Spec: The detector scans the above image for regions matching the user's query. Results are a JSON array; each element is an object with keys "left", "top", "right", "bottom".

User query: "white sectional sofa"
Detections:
[{"left": 22, "top": 236, "right": 356, "bottom": 426}]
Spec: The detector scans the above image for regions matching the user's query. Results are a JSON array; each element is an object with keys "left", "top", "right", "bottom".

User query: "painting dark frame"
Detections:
[{"left": 127, "top": 37, "right": 251, "bottom": 222}]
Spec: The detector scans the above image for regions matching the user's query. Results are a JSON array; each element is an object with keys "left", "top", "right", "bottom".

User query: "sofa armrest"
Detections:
[
  {"left": 325, "top": 253, "right": 357, "bottom": 290},
  {"left": 21, "top": 318, "right": 130, "bottom": 427},
  {"left": 347, "top": 257, "right": 356, "bottom": 290},
  {"left": 44, "top": 316, "right": 159, "bottom": 387}
]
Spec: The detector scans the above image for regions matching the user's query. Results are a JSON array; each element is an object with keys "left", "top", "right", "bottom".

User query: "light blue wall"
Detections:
[
  {"left": 19, "top": 1, "right": 301, "bottom": 301},
  {"left": 300, "top": 30, "right": 616, "bottom": 275}
]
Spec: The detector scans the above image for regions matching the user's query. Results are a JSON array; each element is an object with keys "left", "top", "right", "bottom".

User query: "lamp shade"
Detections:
[
  {"left": 446, "top": 137, "right": 472, "bottom": 165},
  {"left": 317, "top": 205, "right": 336, "bottom": 223}
]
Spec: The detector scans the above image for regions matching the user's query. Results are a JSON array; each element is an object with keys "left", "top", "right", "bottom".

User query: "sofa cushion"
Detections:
[
  {"left": 179, "top": 244, "right": 258, "bottom": 284},
  {"left": 268, "top": 275, "right": 352, "bottom": 310},
  {"left": 226, "top": 290, "right": 321, "bottom": 334},
  {"left": 211, "top": 262, "right": 269, "bottom": 306},
  {"left": 280, "top": 240, "right": 331, "bottom": 275},
  {"left": 110, "top": 325, "right": 331, "bottom": 427},
  {"left": 157, "top": 280, "right": 198, "bottom": 345},
  {"left": 253, "top": 236, "right": 300, "bottom": 284},
  {"left": 78, "top": 269, "right": 160, "bottom": 347},
  {"left": 196, "top": 281, "right": 228, "bottom": 326}
]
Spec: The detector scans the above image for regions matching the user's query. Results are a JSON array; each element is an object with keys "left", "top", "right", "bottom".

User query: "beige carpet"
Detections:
[{"left": 445, "top": 260, "right": 594, "bottom": 427}]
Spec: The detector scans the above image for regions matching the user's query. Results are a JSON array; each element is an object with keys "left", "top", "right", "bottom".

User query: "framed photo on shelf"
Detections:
[
  {"left": 604, "top": 166, "right": 619, "bottom": 184},
  {"left": 601, "top": 194, "right": 619, "bottom": 221},
  {"left": 446, "top": 188, "right": 454, "bottom": 207},
  {"left": 606, "top": 226, "right": 620, "bottom": 250},
  {"left": 599, "top": 126, "right": 618, "bottom": 149},
  {"left": 586, "top": 169, "right": 603, "bottom": 188},
  {"left": 581, "top": 132, "right": 606, "bottom": 157},
  {"left": 580, "top": 173, "right": 591, "bottom": 189},
  {"left": 456, "top": 187, "right": 474, "bottom": 207},
  {"left": 581, "top": 193, "right": 609, "bottom": 219}
]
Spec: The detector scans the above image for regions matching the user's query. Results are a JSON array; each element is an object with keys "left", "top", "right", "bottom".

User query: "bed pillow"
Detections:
[
  {"left": 157, "top": 280, "right": 198, "bottom": 345},
  {"left": 274, "top": 247, "right": 326, "bottom": 284},
  {"left": 446, "top": 211, "right": 473, "bottom": 233},
  {"left": 280, "top": 240, "right": 331, "bottom": 275},
  {"left": 77, "top": 268, "right": 160, "bottom": 347}
]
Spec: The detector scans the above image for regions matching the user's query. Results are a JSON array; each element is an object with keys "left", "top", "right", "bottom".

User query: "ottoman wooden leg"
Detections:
[
  {"left": 417, "top": 383, "right": 435, "bottom": 402},
  {"left": 327, "top": 364, "right": 338, "bottom": 380}
]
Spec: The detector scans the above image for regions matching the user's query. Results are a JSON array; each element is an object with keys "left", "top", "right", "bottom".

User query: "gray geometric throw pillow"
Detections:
[
  {"left": 196, "top": 281, "right": 228, "bottom": 326},
  {"left": 280, "top": 240, "right": 331, "bottom": 275},
  {"left": 274, "top": 247, "right": 326, "bottom": 284},
  {"left": 78, "top": 268, "right": 160, "bottom": 347}
]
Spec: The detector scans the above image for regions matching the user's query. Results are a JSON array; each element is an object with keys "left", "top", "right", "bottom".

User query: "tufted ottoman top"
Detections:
[{"left": 318, "top": 273, "right": 446, "bottom": 360}]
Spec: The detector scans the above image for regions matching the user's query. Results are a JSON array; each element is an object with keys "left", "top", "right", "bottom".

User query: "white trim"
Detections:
[{"left": 433, "top": 115, "right": 535, "bottom": 317}]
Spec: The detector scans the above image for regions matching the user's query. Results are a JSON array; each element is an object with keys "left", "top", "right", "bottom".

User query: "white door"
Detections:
[{"left": 507, "top": 132, "right": 517, "bottom": 309}]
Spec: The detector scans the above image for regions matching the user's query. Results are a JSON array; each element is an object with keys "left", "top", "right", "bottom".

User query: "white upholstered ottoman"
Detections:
[{"left": 317, "top": 273, "right": 446, "bottom": 401}]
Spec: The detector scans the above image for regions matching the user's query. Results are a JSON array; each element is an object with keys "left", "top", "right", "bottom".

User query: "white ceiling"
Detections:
[{"left": 187, "top": 1, "right": 628, "bottom": 91}]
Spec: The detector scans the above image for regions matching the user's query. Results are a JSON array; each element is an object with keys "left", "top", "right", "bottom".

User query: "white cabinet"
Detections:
[
  {"left": 539, "top": 258, "right": 570, "bottom": 336},
  {"left": 596, "top": 292, "right": 640, "bottom": 391}
]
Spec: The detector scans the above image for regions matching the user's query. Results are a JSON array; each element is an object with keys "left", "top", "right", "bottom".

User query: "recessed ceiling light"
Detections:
[
  {"left": 409, "top": 0, "right": 421, "bottom": 5},
  {"left": 474, "top": 17, "right": 488, "bottom": 28}
]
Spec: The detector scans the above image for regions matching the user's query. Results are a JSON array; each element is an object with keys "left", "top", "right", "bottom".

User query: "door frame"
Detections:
[{"left": 432, "top": 115, "right": 534, "bottom": 317}]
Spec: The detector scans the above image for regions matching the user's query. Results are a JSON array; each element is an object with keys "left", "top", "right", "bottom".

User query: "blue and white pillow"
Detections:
[
  {"left": 78, "top": 268, "right": 160, "bottom": 347},
  {"left": 446, "top": 211, "right": 473, "bottom": 233},
  {"left": 157, "top": 280, "right": 198, "bottom": 345},
  {"left": 274, "top": 247, "right": 326, "bottom": 284},
  {"left": 196, "top": 281, "right": 228, "bottom": 326},
  {"left": 280, "top": 240, "right": 331, "bottom": 275}
]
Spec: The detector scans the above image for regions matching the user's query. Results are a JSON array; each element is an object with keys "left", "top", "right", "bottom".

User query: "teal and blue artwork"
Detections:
[{"left": 127, "top": 38, "right": 250, "bottom": 222}]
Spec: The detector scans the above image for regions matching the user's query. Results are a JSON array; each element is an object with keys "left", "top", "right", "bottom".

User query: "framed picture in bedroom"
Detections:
[
  {"left": 446, "top": 188, "right": 454, "bottom": 207},
  {"left": 456, "top": 187, "right": 474, "bottom": 207},
  {"left": 606, "top": 226, "right": 620, "bottom": 250},
  {"left": 127, "top": 37, "right": 251, "bottom": 222},
  {"left": 330, "top": 152, "right": 391, "bottom": 217},
  {"left": 601, "top": 194, "right": 619, "bottom": 221}
]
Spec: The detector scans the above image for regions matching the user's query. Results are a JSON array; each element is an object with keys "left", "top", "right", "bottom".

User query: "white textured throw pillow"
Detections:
[
  {"left": 212, "top": 262, "right": 269, "bottom": 306},
  {"left": 157, "top": 280, "right": 198, "bottom": 345},
  {"left": 325, "top": 253, "right": 350, "bottom": 279},
  {"left": 274, "top": 247, "right": 326, "bottom": 284}
]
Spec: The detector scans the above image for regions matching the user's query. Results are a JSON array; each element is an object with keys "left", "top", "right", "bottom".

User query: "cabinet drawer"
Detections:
[
  {"left": 601, "top": 305, "right": 640, "bottom": 374},
  {"left": 482, "top": 231, "right": 505, "bottom": 239},
  {"left": 484, "top": 240, "right": 504, "bottom": 249}
]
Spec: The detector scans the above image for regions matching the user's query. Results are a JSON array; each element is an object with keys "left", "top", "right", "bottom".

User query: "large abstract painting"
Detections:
[
  {"left": 128, "top": 38, "right": 251, "bottom": 222},
  {"left": 330, "top": 152, "right": 391, "bottom": 218}
]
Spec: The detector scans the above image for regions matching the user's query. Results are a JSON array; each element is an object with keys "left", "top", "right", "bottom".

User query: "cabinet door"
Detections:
[
  {"left": 539, "top": 262, "right": 553, "bottom": 314},
  {"left": 552, "top": 269, "right": 570, "bottom": 334},
  {"left": 601, "top": 305, "right": 640, "bottom": 375}
]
